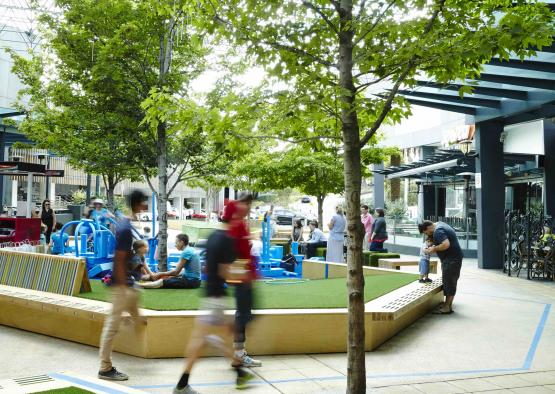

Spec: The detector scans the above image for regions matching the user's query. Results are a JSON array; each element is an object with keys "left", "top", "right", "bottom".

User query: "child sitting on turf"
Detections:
[
  {"left": 129, "top": 240, "right": 155, "bottom": 283},
  {"left": 50, "top": 222, "right": 69, "bottom": 255},
  {"left": 419, "top": 237, "right": 434, "bottom": 283}
]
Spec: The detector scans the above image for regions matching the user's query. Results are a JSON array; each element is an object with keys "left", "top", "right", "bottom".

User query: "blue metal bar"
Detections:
[{"left": 398, "top": 90, "right": 501, "bottom": 108}]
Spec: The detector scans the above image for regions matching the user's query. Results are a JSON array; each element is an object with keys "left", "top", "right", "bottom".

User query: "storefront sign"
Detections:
[{"left": 44, "top": 170, "right": 65, "bottom": 177}]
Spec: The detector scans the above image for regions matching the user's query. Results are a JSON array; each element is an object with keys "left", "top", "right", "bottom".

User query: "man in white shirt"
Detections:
[{"left": 303, "top": 220, "right": 327, "bottom": 259}]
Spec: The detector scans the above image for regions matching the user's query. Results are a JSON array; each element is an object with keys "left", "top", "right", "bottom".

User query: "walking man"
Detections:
[
  {"left": 173, "top": 209, "right": 254, "bottom": 393},
  {"left": 418, "top": 220, "right": 463, "bottom": 314},
  {"left": 98, "top": 190, "right": 148, "bottom": 381}
]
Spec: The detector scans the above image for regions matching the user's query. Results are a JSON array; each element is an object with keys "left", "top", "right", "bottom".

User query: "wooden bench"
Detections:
[
  {"left": 378, "top": 257, "right": 438, "bottom": 274},
  {"left": 0, "top": 249, "right": 90, "bottom": 296}
]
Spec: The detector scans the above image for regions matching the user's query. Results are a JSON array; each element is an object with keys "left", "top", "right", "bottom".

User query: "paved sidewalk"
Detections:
[{"left": 0, "top": 257, "right": 554, "bottom": 393}]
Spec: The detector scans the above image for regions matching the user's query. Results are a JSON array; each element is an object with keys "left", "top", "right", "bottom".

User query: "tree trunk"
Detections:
[
  {"left": 317, "top": 195, "right": 325, "bottom": 228},
  {"left": 157, "top": 122, "right": 169, "bottom": 271},
  {"left": 155, "top": 19, "right": 176, "bottom": 272},
  {"left": 338, "top": 1, "right": 366, "bottom": 392},
  {"left": 102, "top": 173, "right": 116, "bottom": 212},
  {"left": 390, "top": 154, "right": 401, "bottom": 202}
]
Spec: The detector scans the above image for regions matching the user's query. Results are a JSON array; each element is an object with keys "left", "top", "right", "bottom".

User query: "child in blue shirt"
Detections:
[
  {"left": 50, "top": 223, "right": 70, "bottom": 255},
  {"left": 419, "top": 237, "right": 434, "bottom": 283}
]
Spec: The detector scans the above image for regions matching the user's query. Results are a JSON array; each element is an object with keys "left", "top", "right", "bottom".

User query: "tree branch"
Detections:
[
  {"left": 360, "top": 0, "right": 446, "bottom": 148},
  {"left": 230, "top": 132, "right": 342, "bottom": 144},
  {"left": 302, "top": 1, "right": 339, "bottom": 35},
  {"left": 210, "top": 4, "right": 338, "bottom": 69},
  {"left": 356, "top": 0, "right": 367, "bottom": 20},
  {"left": 354, "top": 0, "right": 398, "bottom": 47}
]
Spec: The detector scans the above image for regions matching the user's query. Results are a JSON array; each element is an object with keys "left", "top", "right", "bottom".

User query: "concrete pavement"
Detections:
[{"left": 1, "top": 257, "right": 554, "bottom": 393}]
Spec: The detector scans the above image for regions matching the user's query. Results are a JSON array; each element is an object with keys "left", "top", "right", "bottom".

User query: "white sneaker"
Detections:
[
  {"left": 236, "top": 350, "right": 262, "bottom": 367},
  {"left": 173, "top": 385, "right": 199, "bottom": 394}
]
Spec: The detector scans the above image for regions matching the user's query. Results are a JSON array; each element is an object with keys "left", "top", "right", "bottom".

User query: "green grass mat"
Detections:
[
  {"left": 79, "top": 273, "right": 418, "bottom": 310},
  {"left": 33, "top": 387, "right": 94, "bottom": 394}
]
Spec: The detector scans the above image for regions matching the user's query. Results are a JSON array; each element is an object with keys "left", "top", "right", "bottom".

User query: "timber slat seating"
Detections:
[{"left": 0, "top": 249, "right": 90, "bottom": 296}]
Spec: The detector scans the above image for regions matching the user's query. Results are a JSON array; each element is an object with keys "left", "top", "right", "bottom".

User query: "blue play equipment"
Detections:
[
  {"left": 59, "top": 217, "right": 145, "bottom": 278},
  {"left": 258, "top": 215, "right": 302, "bottom": 278},
  {"left": 59, "top": 219, "right": 115, "bottom": 278}
]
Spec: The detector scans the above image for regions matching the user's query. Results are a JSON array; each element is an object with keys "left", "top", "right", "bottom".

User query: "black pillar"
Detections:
[
  {"left": 423, "top": 184, "right": 436, "bottom": 220},
  {"left": 475, "top": 120, "right": 505, "bottom": 269},
  {"left": 544, "top": 119, "right": 555, "bottom": 221},
  {"left": 86, "top": 174, "right": 92, "bottom": 205}
]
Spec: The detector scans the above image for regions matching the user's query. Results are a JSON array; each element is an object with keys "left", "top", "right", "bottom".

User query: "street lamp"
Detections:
[{"left": 459, "top": 139, "right": 477, "bottom": 157}]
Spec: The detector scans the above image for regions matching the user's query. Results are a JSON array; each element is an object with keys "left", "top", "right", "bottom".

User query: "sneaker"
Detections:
[
  {"left": 173, "top": 385, "right": 199, "bottom": 394},
  {"left": 424, "top": 278, "right": 433, "bottom": 283},
  {"left": 236, "top": 371, "right": 255, "bottom": 389},
  {"left": 236, "top": 350, "right": 262, "bottom": 367},
  {"left": 418, "top": 279, "right": 425, "bottom": 283},
  {"left": 98, "top": 367, "right": 128, "bottom": 381}
]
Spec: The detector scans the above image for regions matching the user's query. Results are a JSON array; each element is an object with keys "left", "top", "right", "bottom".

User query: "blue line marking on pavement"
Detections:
[
  {"left": 459, "top": 291, "right": 550, "bottom": 305},
  {"left": 49, "top": 372, "right": 131, "bottom": 394},
  {"left": 133, "top": 368, "right": 527, "bottom": 390},
  {"left": 522, "top": 303, "right": 551, "bottom": 370}
]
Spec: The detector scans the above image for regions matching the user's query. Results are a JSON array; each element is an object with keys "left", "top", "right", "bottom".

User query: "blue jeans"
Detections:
[{"left": 419, "top": 258, "right": 430, "bottom": 276}]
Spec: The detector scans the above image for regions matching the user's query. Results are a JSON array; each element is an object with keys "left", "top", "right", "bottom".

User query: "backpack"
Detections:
[{"left": 280, "top": 253, "right": 297, "bottom": 272}]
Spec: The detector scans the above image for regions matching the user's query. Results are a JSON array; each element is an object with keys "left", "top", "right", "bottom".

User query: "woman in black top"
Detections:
[
  {"left": 370, "top": 208, "right": 388, "bottom": 253},
  {"left": 41, "top": 199, "right": 56, "bottom": 244},
  {"left": 291, "top": 219, "right": 304, "bottom": 243}
]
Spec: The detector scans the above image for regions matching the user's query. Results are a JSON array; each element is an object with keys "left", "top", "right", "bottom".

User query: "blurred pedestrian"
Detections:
[
  {"left": 227, "top": 194, "right": 262, "bottom": 367},
  {"left": 173, "top": 208, "right": 254, "bottom": 393},
  {"left": 98, "top": 190, "right": 148, "bottom": 381}
]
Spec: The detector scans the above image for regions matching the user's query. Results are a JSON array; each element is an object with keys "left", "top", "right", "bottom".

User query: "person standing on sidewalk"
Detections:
[
  {"left": 227, "top": 195, "right": 262, "bottom": 367},
  {"left": 173, "top": 210, "right": 254, "bottom": 394},
  {"left": 360, "top": 205, "right": 373, "bottom": 251},
  {"left": 418, "top": 220, "right": 463, "bottom": 314},
  {"left": 98, "top": 190, "right": 148, "bottom": 381}
]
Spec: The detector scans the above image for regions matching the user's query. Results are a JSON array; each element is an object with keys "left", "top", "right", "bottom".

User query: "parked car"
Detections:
[
  {"left": 192, "top": 209, "right": 207, "bottom": 219},
  {"left": 272, "top": 209, "right": 306, "bottom": 226},
  {"left": 301, "top": 196, "right": 311, "bottom": 203}
]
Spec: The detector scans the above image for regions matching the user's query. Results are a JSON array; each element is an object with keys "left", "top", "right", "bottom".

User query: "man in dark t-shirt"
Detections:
[
  {"left": 419, "top": 220, "right": 463, "bottom": 314},
  {"left": 98, "top": 190, "right": 147, "bottom": 382},
  {"left": 173, "top": 218, "right": 254, "bottom": 394}
]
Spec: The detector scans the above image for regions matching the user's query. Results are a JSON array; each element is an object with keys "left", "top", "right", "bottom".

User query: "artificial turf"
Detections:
[
  {"left": 33, "top": 387, "right": 94, "bottom": 394},
  {"left": 78, "top": 272, "right": 418, "bottom": 310}
]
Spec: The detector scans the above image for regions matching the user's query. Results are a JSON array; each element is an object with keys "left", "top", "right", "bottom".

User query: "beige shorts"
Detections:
[{"left": 198, "top": 296, "right": 233, "bottom": 326}]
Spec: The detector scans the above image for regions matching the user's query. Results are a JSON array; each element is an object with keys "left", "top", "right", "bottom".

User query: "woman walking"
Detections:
[
  {"left": 327, "top": 206, "right": 346, "bottom": 263},
  {"left": 41, "top": 199, "right": 56, "bottom": 244}
]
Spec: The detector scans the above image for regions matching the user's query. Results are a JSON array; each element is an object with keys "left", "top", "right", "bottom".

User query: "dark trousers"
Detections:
[
  {"left": 306, "top": 241, "right": 327, "bottom": 259},
  {"left": 234, "top": 283, "right": 254, "bottom": 344},
  {"left": 162, "top": 277, "right": 201, "bottom": 289},
  {"left": 369, "top": 241, "right": 388, "bottom": 253}
]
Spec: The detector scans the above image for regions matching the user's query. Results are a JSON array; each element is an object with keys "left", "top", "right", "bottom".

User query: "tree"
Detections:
[
  {"left": 14, "top": 0, "right": 218, "bottom": 270},
  {"left": 9, "top": 41, "right": 142, "bottom": 209},
  {"left": 210, "top": 1, "right": 554, "bottom": 392}
]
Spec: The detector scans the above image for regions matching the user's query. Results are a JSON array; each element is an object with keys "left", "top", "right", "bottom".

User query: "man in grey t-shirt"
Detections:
[{"left": 418, "top": 220, "right": 463, "bottom": 314}]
